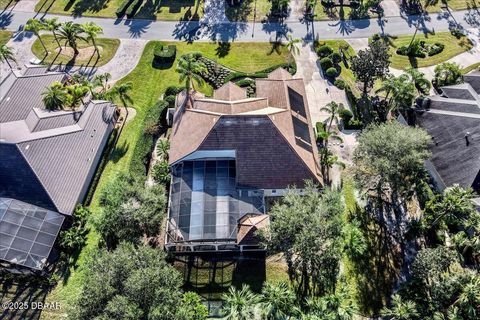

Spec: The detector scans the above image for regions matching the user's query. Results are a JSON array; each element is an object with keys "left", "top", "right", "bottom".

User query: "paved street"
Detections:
[{"left": 0, "top": 7, "right": 478, "bottom": 42}]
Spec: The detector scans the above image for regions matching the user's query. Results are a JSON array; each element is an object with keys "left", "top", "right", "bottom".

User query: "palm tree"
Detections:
[
  {"left": 317, "top": 128, "right": 343, "bottom": 149},
  {"left": 434, "top": 62, "right": 463, "bottom": 87},
  {"left": 93, "top": 72, "right": 112, "bottom": 94},
  {"left": 108, "top": 82, "right": 133, "bottom": 119},
  {"left": 25, "top": 18, "right": 47, "bottom": 55},
  {"left": 321, "top": 101, "right": 342, "bottom": 132},
  {"left": 58, "top": 22, "right": 86, "bottom": 55},
  {"left": 285, "top": 34, "right": 300, "bottom": 71},
  {"left": 377, "top": 74, "right": 415, "bottom": 114},
  {"left": 82, "top": 22, "right": 103, "bottom": 56},
  {"left": 0, "top": 45, "right": 16, "bottom": 70},
  {"left": 66, "top": 84, "right": 88, "bottom": 109},
  {"left": 261, "top": 282, "right": 298, "bottom": 319},
  {"left": 381, "top": 294, "right": 419, "bottom": 320},
  {"left": 405, "top": 68, "right": 431, "bottom": 95},
  {"left": 221, "top": 285, "right": 260, "bottom": 320},
  {"left": 43, "top": 17, "right": 62, "bottom": 49},
  {"left": 42, "top": 82, "right": 67, "bottom": 110},
  {"left": 176, "top": 54, "right": 207, "bottom": 107}
]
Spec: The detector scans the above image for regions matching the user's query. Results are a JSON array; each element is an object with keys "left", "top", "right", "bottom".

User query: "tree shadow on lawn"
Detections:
[
  {"left": 215, "top": 42, "right": 231, "bottom": 58},
  {"left": 72, "top": 0, "right": 110, "bottom": 17},
  {"left": 110, "top": 140, "right": 129, "bottom": 163},
  {"left": 0, "top": 274, "right": 51, "bottom": 320}
]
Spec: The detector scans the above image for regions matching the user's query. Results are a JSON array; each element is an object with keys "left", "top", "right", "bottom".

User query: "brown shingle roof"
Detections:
[{"left": 213, "top": 82, "right": 247, "bottom": 101}]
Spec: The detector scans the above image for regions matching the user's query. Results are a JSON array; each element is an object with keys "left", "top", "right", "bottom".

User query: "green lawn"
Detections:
[
  {"left": 387, "top": 32, "right": 473, "bottom": 69},
  {"left": 35, "top": 0, "right": 204, "bottom": 20},
  {"left": 0, "top": 0, "right": 15, "bottom": 9},
  {"left": 39, "top": 41, "right": 290, "bottom": 320},
  {"left": 314, "top": 3, "right": 353, "bottom": 20},
  {"left": 426, "top": 0, "right": 475, "bottom": 12},
  {"left": 462, "top": 62, "right": 480, "bottom": 74},
  {"left": 31, "top": 35, "right": 120, "bottom": 67},
  {"left": 0, "top": 30, "right": 12, "bottom": 46},
  {"left": 225, "top": 0, "right": 271, "bottom": 22},
  {"left": 316, "top": 40, "right": 358, "bottom": 95}
]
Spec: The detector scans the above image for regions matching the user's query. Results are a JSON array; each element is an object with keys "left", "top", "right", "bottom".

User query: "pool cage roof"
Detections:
[
  {"left": 167, "top": 159, "right": 265, "bottom": 244},
  {"left": 0, "top": 198, "right": 64, "bottom": 270}
]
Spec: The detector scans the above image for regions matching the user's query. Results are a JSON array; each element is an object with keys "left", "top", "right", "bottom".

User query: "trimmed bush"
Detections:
[
  {"left": 125, "top": 0, "right": 143, "bottom": 18},
  {"left": 334, "top": 79, "right": 346, "bottom": 90},
  {"left": 236, "top": 78, "right": 255, "bottom": 87},
  {"left": 165, "top": 86, "right": 184, "bottom": 96},
  {"left": 329, "top": 52, "right": 342, "bottom": 64},
  {"left": 164, "top": 95, "right": 176, "bottom": 106},
  {"left": 317, "top": 45, "right": 333, "bottom": 58},
  {"left": 325, "top": 67, "right": 337, "bottom": 78},
  {"left": 116, "top": 0, "right": 133, "bottom": 17},
  {"left": 344, "top": 118, "right": 363, "bottom": 130},
  {"left": 153, "top": 44, "right": 177, "bottom": 63},
  {"left": 428, "top": 43, "right": 444, "bottom": 56},
  {"left": 339, "top": 108, "right": 353, "bottom": 123},
  {"left": 320, "top": 57, "right": 333, "bottom": 71}
]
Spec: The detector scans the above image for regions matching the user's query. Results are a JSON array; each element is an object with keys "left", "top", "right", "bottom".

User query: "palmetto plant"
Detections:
[
  {"left": 43, "top": 17, "right": 62, "bottom": 48},
  {"left": 405, "top": 68, "right": 431, "bottom": 95},
  {"left": 260, "top": 282, "right": 298, "bottom": 319},
  {"left": 156, "top": 139, "right": 170, "bottom": 161},
  {"left": 0, "top": 45, "right": 16, "bottom": 70},
  {"left": 42, "top": 81, "right": 67, "bottom": 110},
  {"left": 176, "top": 53, "right": 207, "bottom": 107},
  {"left": 82, "top": 22, "right": 103, "bottom": 56},
  {"left": 381, "top": 294, "right": 419, "bottom": 320},
  {"left": 58, "top": 22, "right": 86, "bottom": 55},
  {"left": 25, "top": 18, "right": 47, "bottom": 55},
  {"left": 221, "top": 284, "right": 260, "bottom": 320},
  {"left": 93, "top": 72, "right": 112, "bottom": 95}
]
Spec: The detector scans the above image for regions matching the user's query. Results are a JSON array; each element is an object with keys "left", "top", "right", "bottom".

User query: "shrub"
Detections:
[
  {"left": 325, "top": 67, "right": 337, "bottom": 78},
  {"left": 334, "top": 79, "right": 346, "bottom": 90},
  {"left": 344, "top": 118, "right": 363, "bottom": 130},
  {"left": 320, "top": 57, "right": 333, "bottom": 70},
  {"left": 152, "top": 161, "right": 171, "bottom": 184},
  {"left": 164, "top": 95, "right": 176, "bottom": 106},
  {"left": 339, "top": 108, "right": 353, "bottom": 123},
  {"left": 125, "top": 0, "right": 143, "bottom": 18},
  {"left": 329, "top": 52, "right": 342, "bottom": 64},
  {"left": 154, "top": 44, "right": 177, "bottom": 63},
  {"left": 236, "top": 78, "right": 255, "bottom": 87},
  {"left": 428, "top": 43, "right": 444, "bottom": 56},
  {"left": 116, "top": 0, "right": 133, "bottom": 17},
  {"left": 317, "top": 45, "right": 333, "bottom": 58},
  {"left": 165, "top": 85, "right": 184, "bottom": 96}
]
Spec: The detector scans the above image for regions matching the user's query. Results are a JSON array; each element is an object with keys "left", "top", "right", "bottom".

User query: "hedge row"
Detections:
[
  {"left": 224, "top": 63, "right": 295, "bottom": 83},
  {"left": 154, "top": 44, "right": 177, "bottom": 63}
]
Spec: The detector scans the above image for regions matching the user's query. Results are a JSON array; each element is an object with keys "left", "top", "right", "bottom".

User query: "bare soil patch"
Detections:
[{"left": 55, "top": 46, "right": 104, "bottom": 60}]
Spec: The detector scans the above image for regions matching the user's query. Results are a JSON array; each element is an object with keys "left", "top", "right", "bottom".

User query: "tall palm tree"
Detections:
[
  {"left": 82, "top": 22, "right": 103, "bottom": 56},
  {"left": 58, "top": 22, "right": 86, "bottom": 55},
  {"left": 405, "top": 68, "right": 431, "bottom": 95},
  {"left": 285, "top": 34, "right": 300, "bottom": 71},
  {"left": 42, "top": 82, "right": 67, "bottom": 110},
  {"left": 176, "top": 54, "right": 207, "bottom": 107},
  {"left": 25, "top": 18, "right": 47, "bottom": 55},
  {"left": 0, "top": 45, "right": 16, "bottom": 70},
  {"left": 108, "top": 82, "right": 133, "bottom": 119},
  {"left": 381, "top": 294, "right": 419, "bottom": 320},
  {"left": 261, "top": 282, "right": 298, "bottom": 319},
  {"left": 321, "top": 101, "right": 341, "bottom": 132},
  {"left": 221, "top": 285, "right": 260, "bottom": 320},
  {"left": 93, "top": 72, "right": 112, "bottom": 94},
  {"left": 43, "top": 17, "right": 62, "bottom": 48}
]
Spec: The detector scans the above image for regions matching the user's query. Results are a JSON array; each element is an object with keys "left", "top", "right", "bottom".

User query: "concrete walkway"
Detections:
[
  {"left": 9, "top": 0, "right": 40, "bottom": 13},
  {"left": 294, "top": 42, "right": 350, "bottom": 125},
  {"left": 0, "top": 31, "right": 36, "bottom": 77},
  {"left": 201, "top": 0, "right": 228, "bottom": 24},
  {"left": 381, "top": 0, "right": 401, "bottom": 17}
]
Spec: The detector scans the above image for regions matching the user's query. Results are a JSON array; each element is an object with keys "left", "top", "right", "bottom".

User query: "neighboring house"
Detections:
[
  {"left": 0, "top": 67, "right": 117, "bottom": 271},
  {"left": 166, "top": 68, "right": 322, "bottom": 253},
  {"left": 414, "top": 71, "right": 480, "bottom": 192}
]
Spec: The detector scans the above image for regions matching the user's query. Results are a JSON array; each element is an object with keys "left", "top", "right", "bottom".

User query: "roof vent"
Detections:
[
  {"left": 6, "top": 97, "right": 10, "bottom": 102},
  {"left": 25, "top": 145, "right": 30, "bottom": 150}
]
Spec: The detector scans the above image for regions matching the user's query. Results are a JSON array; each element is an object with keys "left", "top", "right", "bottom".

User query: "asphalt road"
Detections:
[{"left": 0, "top": 8, "right": 478, "bottom": 42}]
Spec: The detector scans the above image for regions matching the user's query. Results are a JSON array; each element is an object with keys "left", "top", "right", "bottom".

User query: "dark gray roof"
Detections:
[
  {"left": 416, "top": 70, "right": 480, "bottom": 191},
  {"left": 198, "top": 115, "right": 318, "bottom": 189},
  {"left": 0, "top": 69, "right": 116, "bottom": 215},
  {"left": 0, "top": 197, "right": 64, "bottom": 270},
  {"left": 0, "top": 72, "right": 66, "bottom": 123},
  {"left": 464, "top": 71, "right": 480, "bottom": 93}
]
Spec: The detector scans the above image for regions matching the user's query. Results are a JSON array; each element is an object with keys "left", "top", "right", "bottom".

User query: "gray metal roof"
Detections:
[
  {"left": 0, "top": 69, "right": 116, "bottom": 215},
  {"left": 0, "top": 197, "right": 64, "bottom": 270}
]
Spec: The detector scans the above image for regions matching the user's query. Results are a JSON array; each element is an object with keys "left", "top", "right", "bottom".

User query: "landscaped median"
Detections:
[
  {"left": 382, "top": 31, "right": 473, "bottom": 69},
  {"left": 32, "top": 35, "right": 120, "bottom": 67},
  {"left": 0, "top": 30, "right": 12, "bottom": 46},
  {"left": 38, "top": 41, "right": 291, "bottom": 320},
  {"left": 35, "top": 0, "right": 204, "bottom": 20}
]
